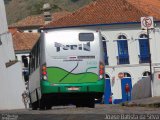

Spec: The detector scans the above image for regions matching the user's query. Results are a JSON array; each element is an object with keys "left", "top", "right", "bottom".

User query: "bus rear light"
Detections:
[
  {"left": 41, "top": 65, "right": 48, "bottom": 80},
  {"left": 42, "top": 66, "right": 47, "bottom": 71},
  {"left": 42, "top": 71, "right": 47, "bottom": 75}
]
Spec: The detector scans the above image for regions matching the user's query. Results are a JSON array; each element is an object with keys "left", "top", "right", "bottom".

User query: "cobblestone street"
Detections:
[{"left": 0, "top": 104, "right": 160, "bottom": 120}]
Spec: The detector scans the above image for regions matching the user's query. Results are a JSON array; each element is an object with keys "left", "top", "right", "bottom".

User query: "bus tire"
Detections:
[
  {"left": 39, "top": 103, "right": 45, "bottom": 110},
  {"left": 39, "top": 98, "right": 46, "bottom": 110},
  {"left": 88, "top": 102, "right": 95, "bottom": 108},
  {"left": 32, "top": 101, "right": 38, "bottom": 110},
  {"left": 46, "top": 104, "right": 52, "bottom": 110},
  {"left": 87, "top": 98, "right": 95, "bottom": 108},
  {"left": 76, "top": 104, "right": 82, "bottom": 108}
]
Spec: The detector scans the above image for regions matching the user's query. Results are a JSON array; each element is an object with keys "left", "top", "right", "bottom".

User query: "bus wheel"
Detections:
[
  {"left": 39, "top": 98, "right": 46, "bottom": 110},
  {"left": 32, "top": 101, "right": 38, "bottom": 110},
  {"left": 46, "top": 104, "right": 52, "bottom": 110},
  {"left": 76, "top": 104, "right": 83, "bottom": 108},
  {"left": 88, "top": 102, "right": 95, "bottom": 108},
  {"left": 87, "top": 98, "right": 95, "bottom": 108},
  {"left": 39, "top": 103, "right": 46, "bottom": 110}
]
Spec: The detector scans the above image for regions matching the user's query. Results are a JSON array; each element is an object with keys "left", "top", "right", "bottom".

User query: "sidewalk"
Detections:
[{"left": 122, "top": 96, "right": 160, "bottom": 108}]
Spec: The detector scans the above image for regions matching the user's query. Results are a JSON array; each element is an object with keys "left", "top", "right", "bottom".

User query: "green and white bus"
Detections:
[{"left": 28, "top": 28, "right": 105, "bottom": 109}]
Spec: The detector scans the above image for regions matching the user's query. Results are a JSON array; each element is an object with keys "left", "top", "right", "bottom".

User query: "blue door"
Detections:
[
  {"left": 121, "top": 78, "right": 132, "bottom": 102},
  {"left": 104, "top": 78, "right": 111, "bottom": 104}
]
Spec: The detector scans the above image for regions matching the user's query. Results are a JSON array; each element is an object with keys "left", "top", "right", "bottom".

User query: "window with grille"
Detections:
[
  {"left": 139, "top": 34, "right": 150, "bottom": 63},
  {"left": 102, "top": 36, "right": 108, "bottom": 65},
  {"left": 117, "top": 35, "right": 129, "bottom": 64}
]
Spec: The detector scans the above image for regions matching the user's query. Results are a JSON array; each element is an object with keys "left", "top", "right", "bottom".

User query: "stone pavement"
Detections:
[{"left": 123, "top": 96, "right": 160, "bottom": 108}]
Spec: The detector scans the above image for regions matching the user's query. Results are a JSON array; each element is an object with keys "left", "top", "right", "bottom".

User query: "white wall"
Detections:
[
  {"left": 100, "top": 24, "right": 160, "bottom": 100},
  {"left": 0, "top": 62, "right": 26, "bottom": 110},
  {"left": 101, "top": 27, "right": 160, "bottom": 66},
  {"left": 0, "top": 0, "right": 26, "bottom": 109},
  {"left": 0, "top": 0, "right": 15, "bottom": 62},
  {"left": 1, "top": 32, "right": 15, "bottom": 62},
  {"left": 0, "top": 0, "right": 8, "bottom": 34},
  {"left": 153, "top": 67, "right": 160, "bottom": 97},
  {"left": 0, "top": 54, "right": 26, "bottom": 110}
]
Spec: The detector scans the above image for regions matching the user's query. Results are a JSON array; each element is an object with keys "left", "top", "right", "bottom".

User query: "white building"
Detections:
[
  {"left": 44, "top": 0, "right": 160, "bottom": 103},
  {"left": 0, "top": 0, "right": 26, "bottom": 110}
]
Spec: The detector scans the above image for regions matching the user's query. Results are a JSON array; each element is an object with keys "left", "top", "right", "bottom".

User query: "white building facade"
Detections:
[
  {"left": 0, "top": 0, "right": 26, "bottom": 110},
  {"left": 79, "top": 22, "right": 160, "bottom": 103}
]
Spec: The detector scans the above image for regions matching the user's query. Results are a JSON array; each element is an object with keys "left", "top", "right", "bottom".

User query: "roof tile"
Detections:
[
  {"left": 45, "top": 0, "right": 160, "bottom": 28},
  {"left": 10, "top": 11, "right": 71, "bottom": 28},
  {"left": 12, "top": 32, "right": 40, "bottom": 51}
]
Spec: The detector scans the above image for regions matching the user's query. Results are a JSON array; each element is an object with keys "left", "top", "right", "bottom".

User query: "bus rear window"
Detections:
[{"left": 79, "top": 33, "right": 94, "bottom": 41}]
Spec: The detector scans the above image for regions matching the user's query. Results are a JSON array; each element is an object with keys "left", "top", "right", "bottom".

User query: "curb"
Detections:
[{"left": 121, "top": 102, "right": 160, "bottom": 108}]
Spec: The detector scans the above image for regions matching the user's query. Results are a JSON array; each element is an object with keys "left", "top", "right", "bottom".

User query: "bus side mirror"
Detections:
[{"left": 22, "top": 55, "right": 28, "bottom": 67}]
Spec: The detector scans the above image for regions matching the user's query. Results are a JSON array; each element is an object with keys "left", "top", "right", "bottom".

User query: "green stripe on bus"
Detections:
[{"left": 47, "top": 67, "right": 98, "bottom": 84}]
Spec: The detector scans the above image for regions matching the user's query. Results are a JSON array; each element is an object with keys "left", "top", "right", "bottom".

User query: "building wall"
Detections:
[
  {"left": 82, "top": 23, "right": 160, "bottom": 100},
  {"left": 0, "top": 0, "right": 26, "bottom": 109},
  {"left": 101, "top": 24, "right": 160, "bottom": 66},
  {"left": 0, "top": 0, "right": 8, "bottom": 34},
  {"left": 1, "top": 32, "right": 15, "bottom": 62},
  {"left": 101, "top": 24, "right": 160, "bottom": 100},
  {"left": 0, "top": 0, "right": 15, "bottom": 62},
  {"left": 0, "top": 62, "right": 26, "bottom": 110},
  {"left": 153, "top": 67, "right": 160, "bottom": 97}
]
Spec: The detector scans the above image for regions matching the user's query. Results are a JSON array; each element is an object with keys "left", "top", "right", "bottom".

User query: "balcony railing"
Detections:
[
  {"left": 117, "top": 56, "right": 129, "bottom": 65},
  {"left": 139, "top": 55, "right": 150, "bottom": 63}
]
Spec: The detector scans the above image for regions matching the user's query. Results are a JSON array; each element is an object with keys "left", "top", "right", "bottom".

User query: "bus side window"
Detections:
[
  {"left": 29, "top": 40, "right": 40, "bottom": 74},
  {"left": 29, "top": 54, "right": 33, "bottom": 74}
]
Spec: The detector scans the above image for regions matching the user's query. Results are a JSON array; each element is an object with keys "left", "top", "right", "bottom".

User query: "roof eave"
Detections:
[{"left": 42, "top": 20, "right": 160, "bottom": 30}]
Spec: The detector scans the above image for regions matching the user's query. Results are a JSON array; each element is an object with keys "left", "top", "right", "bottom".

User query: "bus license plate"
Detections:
[{"left": 67, "top": 87, "right": 80, "bottom": 91}]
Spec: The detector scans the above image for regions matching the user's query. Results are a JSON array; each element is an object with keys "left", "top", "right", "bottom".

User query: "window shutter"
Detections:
[
  {"left": 117, "top": 40, "right": 129, "bottom": 64},
  {"left": 139, "top": 39, "right": 149, "bottom": 63}
]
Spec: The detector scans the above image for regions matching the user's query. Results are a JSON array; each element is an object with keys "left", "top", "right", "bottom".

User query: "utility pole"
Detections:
[
  {"left": 141, "top": 16, "right": 154, "bottom": 96},
  {"left": 146, "top": 27, "right": 152, "bottom": 82}
]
